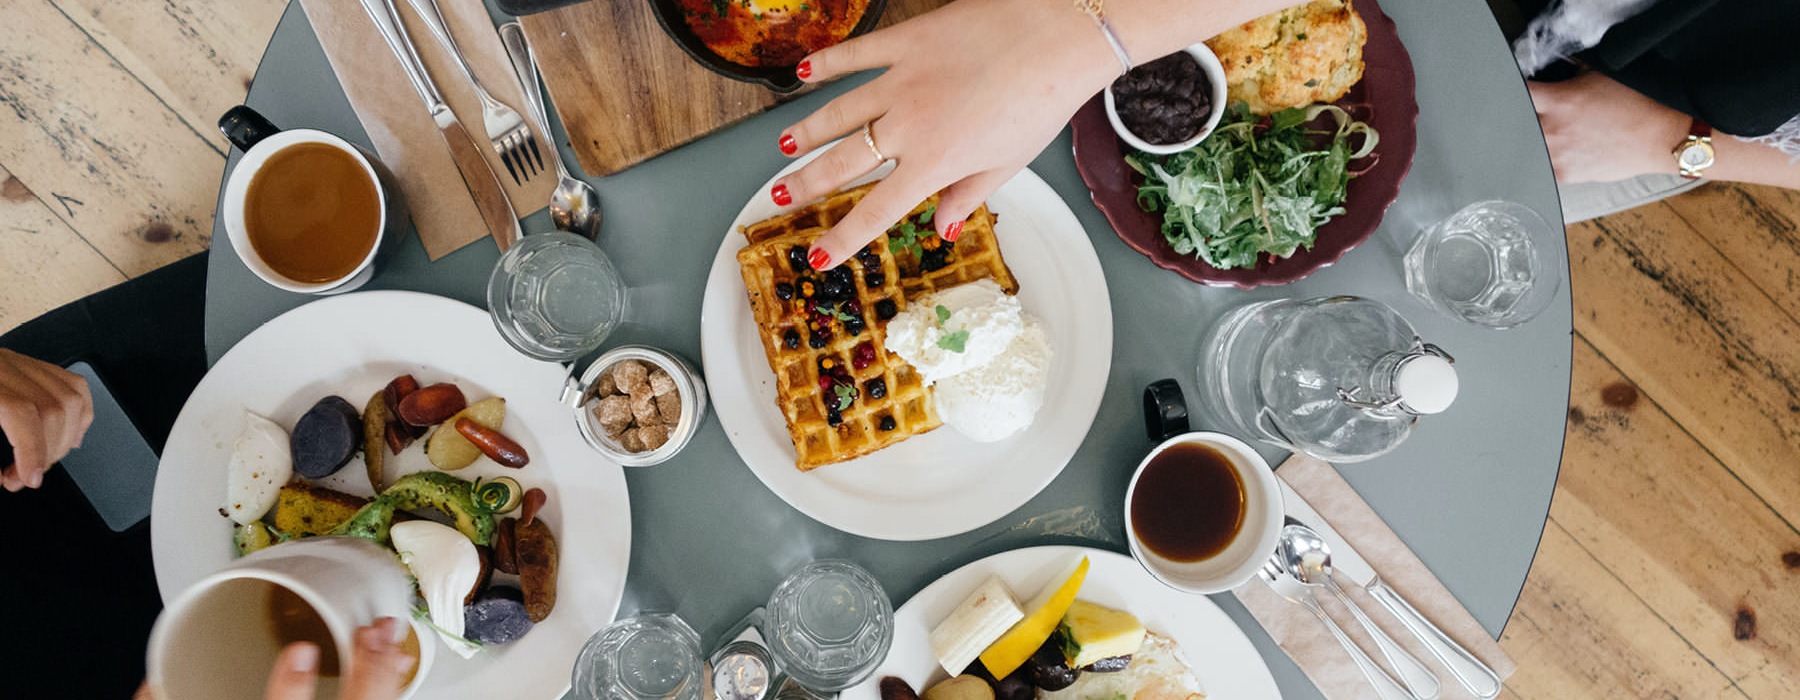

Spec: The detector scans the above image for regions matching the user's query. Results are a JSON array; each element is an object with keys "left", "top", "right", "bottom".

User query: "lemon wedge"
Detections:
[{"left": 978, "top": 555, "right": 1090, "bottom": 678}]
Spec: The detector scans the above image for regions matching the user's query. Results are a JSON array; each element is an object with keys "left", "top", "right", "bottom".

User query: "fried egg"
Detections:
[{"left": 1039, "top": 633, "right": 1206, "bottom": 700}]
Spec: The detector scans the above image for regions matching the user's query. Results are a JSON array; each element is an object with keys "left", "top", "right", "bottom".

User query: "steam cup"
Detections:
[
  {"left": 1126, "top": 379, "right": 1285, "bottom": 594},
  {"left": 146, "top": 536, "right": 430, "bottom": 700}
]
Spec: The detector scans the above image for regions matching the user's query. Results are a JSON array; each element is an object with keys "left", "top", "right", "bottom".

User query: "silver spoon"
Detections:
[
  {"left": 1282, "top": 524, "right": 1441, "bottom": 700},
  {"left": 498, "top": 22, "right": 603, "bottom": 240}
]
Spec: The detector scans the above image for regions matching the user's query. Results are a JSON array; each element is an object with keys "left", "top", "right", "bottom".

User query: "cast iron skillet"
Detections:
[{"left": 648, "top": 0, "right": 888, "bottom": 92}]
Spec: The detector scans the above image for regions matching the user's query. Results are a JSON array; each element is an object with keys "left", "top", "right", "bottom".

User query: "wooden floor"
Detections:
[{"left": 4, "top": 0, "right": 1797, "bottom": 695}]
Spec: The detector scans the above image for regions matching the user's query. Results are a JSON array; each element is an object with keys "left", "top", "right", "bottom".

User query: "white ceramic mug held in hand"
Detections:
[{"left": 146, "top": 536, "right": 432, "bottom": 700}]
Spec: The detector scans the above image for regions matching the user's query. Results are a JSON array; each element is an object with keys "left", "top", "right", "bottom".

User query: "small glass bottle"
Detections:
[{"left": 1196, "top": 296, "right": 1458, "bottom": 462}]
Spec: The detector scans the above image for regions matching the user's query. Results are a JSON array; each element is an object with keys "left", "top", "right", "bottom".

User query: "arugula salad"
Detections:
[{"left": 1126, "top": 103, "right": 1378, "bottom": 270}]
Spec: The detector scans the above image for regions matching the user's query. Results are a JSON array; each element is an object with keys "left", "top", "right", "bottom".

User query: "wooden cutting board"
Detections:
[{"left": 518, "top": 0, "right": 947, "bottom": 177}]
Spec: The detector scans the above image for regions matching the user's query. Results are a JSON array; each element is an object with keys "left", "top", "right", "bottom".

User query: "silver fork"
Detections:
[
  {"left": 1259, "top": 557, "right": 1418, "bottom": 700},
  {"left": 402, "top": 0, "right": 543, "bottom": 184}
]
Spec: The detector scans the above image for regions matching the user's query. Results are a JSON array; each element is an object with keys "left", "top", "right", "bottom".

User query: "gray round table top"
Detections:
[{"left": 205, "top": 2, "right": 1568, "bottom": 697}]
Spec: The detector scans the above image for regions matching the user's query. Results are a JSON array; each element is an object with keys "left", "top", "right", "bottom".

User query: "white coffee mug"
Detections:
[
  {"left": 146, "top": 536, "right": 431, "bottom": 700},
  {"left": 1126, "top": 380, "right": 1285, "bottom": 594},
  {"left": 218, "top": 105, "right": 391, "bottom": 295}
]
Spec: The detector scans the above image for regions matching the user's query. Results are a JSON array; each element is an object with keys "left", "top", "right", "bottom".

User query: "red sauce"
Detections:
[
  {"left": 676, "top": 0, "right": 869, "bottom": 67},
  {"left": 1130, "top": 442, "right": 1247, "bottom": 561}
]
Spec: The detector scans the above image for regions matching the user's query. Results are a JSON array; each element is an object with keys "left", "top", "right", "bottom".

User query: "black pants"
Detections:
[{"left": 0, "top": 252, "right": 209, "bottom": 699}]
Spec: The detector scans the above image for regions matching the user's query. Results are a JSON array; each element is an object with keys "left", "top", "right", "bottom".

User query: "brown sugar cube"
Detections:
[
  {"left": 612, "top": 360, "right": 651, "bottom": 397},
  {"left": 620, "top": 428, "right": 646, "bottom": 453},
  {"left": 630, "top": 391, "right": 662, "bottom": 427},
  {"left": 655, "top": 392, "right": 682, "bottom": 424},
  {"left": 637, "top": 424, "right": 671, "bottom": 451},
  {"left": 595, "top": 395, "right": 634, "bottom": 435},
  {"left": 647, "top": 368, "right": 677, "bottom": 397},
  {"left": 595, "top": 365, "right": 618, "bottom": 397}
]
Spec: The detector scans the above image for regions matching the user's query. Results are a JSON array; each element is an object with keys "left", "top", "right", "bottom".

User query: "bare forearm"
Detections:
[
  {"left": 1708, "top": 135, "right": 1800, "bottom": 190},
  {"left": 1106, "top": 0, "right": 1300, "bottom": 65}
]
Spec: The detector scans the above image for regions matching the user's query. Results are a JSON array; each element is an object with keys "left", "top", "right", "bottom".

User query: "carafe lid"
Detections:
[{"left": 1395, "top": 352, "right": 1458, "bottom": 414}]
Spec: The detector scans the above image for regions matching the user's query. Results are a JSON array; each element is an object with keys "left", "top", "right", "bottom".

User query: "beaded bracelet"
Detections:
[{"left": 1073, "top": 0, "right": 1134, "bottom": 75}]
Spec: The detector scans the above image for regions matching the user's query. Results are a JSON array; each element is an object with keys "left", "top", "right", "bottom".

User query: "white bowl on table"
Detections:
[{"left": 1104, "top": 42, "right": 1229, "bottom": 155}]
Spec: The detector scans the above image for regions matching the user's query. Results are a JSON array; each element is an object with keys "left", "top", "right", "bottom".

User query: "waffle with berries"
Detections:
[{"left": 737, "top": 183, "right": 1018, "bottom": 470}]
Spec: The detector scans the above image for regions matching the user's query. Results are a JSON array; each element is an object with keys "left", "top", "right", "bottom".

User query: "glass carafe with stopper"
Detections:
[{"left": 1196, "top": 296, "right": 1458, "bottom": 463}]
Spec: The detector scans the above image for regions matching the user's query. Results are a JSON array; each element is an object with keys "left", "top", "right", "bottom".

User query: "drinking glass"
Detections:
[
  {"left": 487, "top": 230, "right": 626, "bottom": 361},
  {"left": 764, "top": 560, "right": 894, "bottom": 691},
  {"left": 572, "top": 613, "right": 704, "bottom": 700},
  {"left": 1403, "top": 200, "right": 1564, "bottom": 329}
]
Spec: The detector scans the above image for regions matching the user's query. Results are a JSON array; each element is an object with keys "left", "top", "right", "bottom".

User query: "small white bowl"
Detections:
[
  {"left": 1124, "top": 431, "right": 1284, "bottom": 594},
  {"left": 1104, "top": 43, "right": 1229, "bottom": 155}
]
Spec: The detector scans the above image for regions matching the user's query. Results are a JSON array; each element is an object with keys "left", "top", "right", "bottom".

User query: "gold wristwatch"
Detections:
[{"left": 1673, "top": 119, "right": 1715, "bottom": 179}]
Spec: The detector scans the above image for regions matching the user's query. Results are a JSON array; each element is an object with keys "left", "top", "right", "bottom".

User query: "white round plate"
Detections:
[
  {"left": 843, "top": 546, "right": 1281, "bottom": 700},
  {"left": 151, "top": 291, "right": 631, "bottom": 699},
  {"left": 699, "top": 154, "right": 1114, "bottom": 541}
]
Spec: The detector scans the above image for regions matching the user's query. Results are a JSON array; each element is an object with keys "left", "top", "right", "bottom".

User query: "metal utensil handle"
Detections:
[
  {"left": 1370, "top": 581, "right": 1504, "bottom": 698},
  {"left": 1327, "top": 578, "right": 1440, "bottom": 699},
  {"left": 403, "top": 0, "right": 491, "bottom": 98},
  {"left": 498, "top": 22, "right": 570, "bottom": 180},
  {"left": 358, "top": 0, "right": 446, "bottom": 110},
  {"left": 1302, "top": 595, "right": 1418, "bottom": 700}
]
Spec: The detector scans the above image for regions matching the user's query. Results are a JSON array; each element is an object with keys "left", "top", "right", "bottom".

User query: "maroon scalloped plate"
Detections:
[{"left": 1071, "top": 0, "right": 1418, "bottom": 288}]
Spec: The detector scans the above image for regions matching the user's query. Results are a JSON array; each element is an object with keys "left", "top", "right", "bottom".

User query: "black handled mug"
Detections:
[
  {"left": 1123, "top": 378, "right": 1287, "bottom": 594},
  {"left": 215, "top": 105, "right": 395, "bottom": 294}
]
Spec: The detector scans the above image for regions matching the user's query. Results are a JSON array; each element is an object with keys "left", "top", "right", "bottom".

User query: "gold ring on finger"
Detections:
[{"left": 862, "top": 123, "right": 889, "bottom": 163}]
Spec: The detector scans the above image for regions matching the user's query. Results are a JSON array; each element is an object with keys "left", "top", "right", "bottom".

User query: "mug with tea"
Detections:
[
  {"left": 146, "top": 536, "right": 432, "bottom": 700},
  {"left": 1124, "top": 379, "right": 1285, "bottom": 594},
  {"left": 218, "top": 105, "right": 394, "bottom": 294}
]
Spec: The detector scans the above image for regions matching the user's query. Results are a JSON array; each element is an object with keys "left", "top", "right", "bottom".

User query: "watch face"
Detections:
[{"left": 1679, "top": 141, "right": 1715, "bottom": 171}]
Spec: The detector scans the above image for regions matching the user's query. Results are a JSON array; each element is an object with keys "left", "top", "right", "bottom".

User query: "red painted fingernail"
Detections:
[
  {"left": 771, "top": 184, "right": 792, "bottom": 207},
  {"left": 779, "top": 134, "right": 797, "bottom": 155},
  {"left": 943, "top": 220, "right": 964, "bottom": 242},
  {"left": 808, "top": 248, "right": 830, "bottom": 270},
  {"left": 796, "top": 60, "right": 812, "bottom": 80}
]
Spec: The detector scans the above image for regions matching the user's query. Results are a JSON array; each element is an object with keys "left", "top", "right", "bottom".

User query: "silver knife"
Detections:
[
  {"left": 1279, "top": 480, "right": 1504, "bottom": 699},
  {"left": 358, "top": 0, "right": 522, "bottom": 250}
]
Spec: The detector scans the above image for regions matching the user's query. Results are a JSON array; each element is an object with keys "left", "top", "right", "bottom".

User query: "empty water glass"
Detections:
[
  {"left": 764, "top": 560, "right": 894, "bottom": 692},
  {"left": 487, "top": 230, "right": 626, "bottom": 361},
  {"left": 573, "top": 613, "right": 705, "bottom": 700},
  {"left": 1404, "top": 200, "right": 1563, "bottom": 329}
]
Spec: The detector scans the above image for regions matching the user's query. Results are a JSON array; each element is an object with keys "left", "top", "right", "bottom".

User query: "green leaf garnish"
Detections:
[
  {"left": 885, "top": 206, "right": 939, "bottom": 259},
  {"left": 937, "top": 330, "right": 969, "bottom": 353},
  {"left": 712, "top": 0, "right": 728, "bottom": 17},
  {"left": 824, "top": 304, "right": 857, "bottom": 323},
  {"left": 934, "top": 305, "right": 951, "bottom": 325},
  {"left": 833, "top": 383, "right": 855, "bottom": 410},
  {"left": 1124, "top": 102, "right": 1377, "bottom": 270}
]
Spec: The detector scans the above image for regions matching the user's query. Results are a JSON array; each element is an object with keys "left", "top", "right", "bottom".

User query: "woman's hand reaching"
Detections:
[
  {"left": 770, "top": 0, "right": 1120, "bottom": 270},
  {"left": 768, "top": 0, "right": 1292, "bottom": 271}
]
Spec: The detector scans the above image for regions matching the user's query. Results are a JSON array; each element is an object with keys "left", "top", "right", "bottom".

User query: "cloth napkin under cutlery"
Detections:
[
  {"left": 298, "top": 0, "right": 555, "bottom": 260},
  {"left": 1233, "top": 455, "right": 1518, "bottom": 700}
]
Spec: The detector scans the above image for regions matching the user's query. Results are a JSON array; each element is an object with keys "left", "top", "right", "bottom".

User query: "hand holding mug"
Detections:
[
  {"left": 134, "top": 618, "right": 416, "bottom": 700},
  {"left": 263, "top": 618, "right": 417, "bottom": 700}
]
